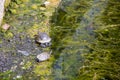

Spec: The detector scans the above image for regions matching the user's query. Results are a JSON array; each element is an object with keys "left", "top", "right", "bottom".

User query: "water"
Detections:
[{"left": 50, "top": 0, "right": 109, "bottom": 79}]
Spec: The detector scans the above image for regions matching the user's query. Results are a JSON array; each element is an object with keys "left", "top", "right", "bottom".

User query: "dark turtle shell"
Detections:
[
  {"left": 36, "top": 51, "right": 52, "bottom": 62},
  {"left": 36, "top": 32, "right": 51, "bottom": 43}
]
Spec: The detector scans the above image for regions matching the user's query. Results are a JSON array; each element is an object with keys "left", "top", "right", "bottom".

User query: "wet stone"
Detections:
[{"left": 17, "top": 50, "right": 30, "bottom": 56}]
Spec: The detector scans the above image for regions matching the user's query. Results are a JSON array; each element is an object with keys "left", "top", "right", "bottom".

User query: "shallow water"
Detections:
[{"left": 51, "top": 0, "right": 108, "bottom": 79}]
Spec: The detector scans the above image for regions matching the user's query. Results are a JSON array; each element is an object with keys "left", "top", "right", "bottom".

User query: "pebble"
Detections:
[
  {"left": 17, "top": 50, "right": 30, "bottom": 56},
  {"left": 2, "top": 23, "right": 10, "bottom": 31},
  {"left": 44, "top": 1, "right": 50, "bottom": 6}
]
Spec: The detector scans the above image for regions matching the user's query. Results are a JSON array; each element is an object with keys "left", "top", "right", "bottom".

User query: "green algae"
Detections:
[
  {"left": 1, "top": 0, "right": 120, "bottom": 80},
  {"left": 5, "top": 0, "right": 11, "bottom": 8},
  {"left": 0, "top": 27, "right": 14, "bottom": 39},
  {"left": 78, "top": 0, "right": 120, "bottom": 80},
  {"left": 50, "top": 0, "right": 94, "bottom": 79},
  {"left": 34, "top": 56, "right": 54, "bottom": 75},
  {"left": 4, "top": 32, "right": 14, "bottom": 39},
  {"left": 50, "top": 0, "right": 120, "bottom": 80},
  {"left": 78, "top": 27, "right": 120, "bottom": 80}
]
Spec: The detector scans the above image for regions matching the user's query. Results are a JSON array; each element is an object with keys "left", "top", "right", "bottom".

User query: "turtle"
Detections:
[
  {"left": 36, "top": 50, "right": 52, "bottom": 62},
  {"left": 35, "top": 32, "right": 51, "bottom": 48}
]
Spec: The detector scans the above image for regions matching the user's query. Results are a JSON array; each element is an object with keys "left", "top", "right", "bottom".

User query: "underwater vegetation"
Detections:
[
  {"left": 78, "top": 0, "right": 120, "bottom": 80},
  {"left": 50, "top": 0, "right": 93, "bottom": 50},
  {"left": 50, "top": 0, "right": 94, "bottom": 79},
  {"left": 50, "top": 0, "right": 120, "bottom": 80},
  {"left": 78, "top": 26, "right": 120, "bottom": 80}
]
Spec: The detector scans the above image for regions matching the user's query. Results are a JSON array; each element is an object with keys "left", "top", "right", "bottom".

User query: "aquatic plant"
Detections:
[
  {"left": 50, "top": 0, "right": 94, "bottom": 79},
  {"left": 50, "top": 0, "right": 93, "bottom": 50},
  {"left": 50, "top": 0, "right": 120, "bottom": 80},
  {"left": 78, "top": 0, "right": 120, "bottom": 79}
]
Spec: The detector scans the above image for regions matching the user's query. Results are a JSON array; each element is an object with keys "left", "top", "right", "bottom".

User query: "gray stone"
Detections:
[
  {"left": 17, "top": 50, "right": 30, "bottom": 56},
  {"left": 0, "top": 0, "right": 5, "bottom": 26}
]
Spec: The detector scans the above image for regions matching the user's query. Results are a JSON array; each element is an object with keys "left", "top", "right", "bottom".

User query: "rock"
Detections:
[
  {"left": 2, "top": 23, "right": 10, "bottom": 31},
  {"left": 0, "top": 0, "right": 5, "bottom": 26},
  {"left": 44, "top": 1, "right": 50, "bottom": 6},
  {"left": 17, "top": 50, "right": 30, "bottom": 56}
]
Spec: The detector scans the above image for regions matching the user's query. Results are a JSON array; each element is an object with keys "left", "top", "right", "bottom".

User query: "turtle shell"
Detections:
[
  {"left": 37, "top": 32, "right": 51, "bottom": 43},
  {"left": 37, "top": 52, "right": 50, "bottom": 61}
]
